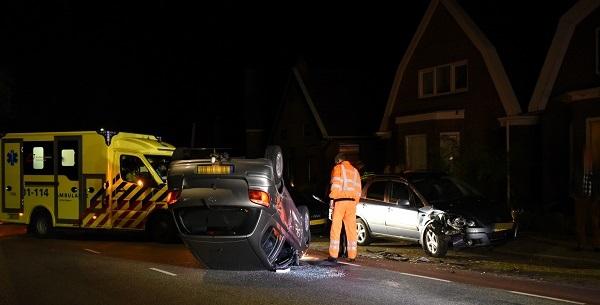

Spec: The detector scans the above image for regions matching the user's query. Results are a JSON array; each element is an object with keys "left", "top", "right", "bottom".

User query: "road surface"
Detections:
[{"left": 0, "top": 225, "right": 595, "bottom": 305}]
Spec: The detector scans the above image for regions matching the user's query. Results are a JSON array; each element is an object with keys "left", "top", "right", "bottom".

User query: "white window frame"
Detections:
[
  {"left": 418, "top": 60, "right": 468, "bottom": 98},
  {"left": 596, "top": 27, "right": 600, "bottom": 75}
]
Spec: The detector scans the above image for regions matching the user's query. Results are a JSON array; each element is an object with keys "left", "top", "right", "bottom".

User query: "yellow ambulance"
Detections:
[{"left": 0, "top": 130, "right": 177, "bottom": 241}]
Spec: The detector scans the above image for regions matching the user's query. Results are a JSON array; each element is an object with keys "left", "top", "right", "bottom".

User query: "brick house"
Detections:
[
  {"left": 376, "top": 0, "right": 571, "bottom": 207},
  {"left": 528, "top": 0, "right": 600, "bottom": 211}
]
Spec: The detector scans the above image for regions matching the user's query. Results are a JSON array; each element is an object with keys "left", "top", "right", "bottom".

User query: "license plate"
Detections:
[
  {"left": 196, "top": 164, "right": 233, "bottom": 175},
  {"left": 493, "top": 222, "right": 514, "bottom": 232}
]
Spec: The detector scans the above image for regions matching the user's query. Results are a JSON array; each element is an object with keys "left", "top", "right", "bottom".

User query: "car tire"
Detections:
[
  {"left": 356, "top": 218, "right": 372, "bottom": 246},
  {"left": 148, "top": 213, "right": 178, "bottom": 243},
  {"left": 31, "top": 211, "right": 53, "bottom": 238},
  {"left": 297, "top": 205, "right": 311, "bottom": 247},
  {"left": 422, "top": 224, "right": 448, "bottom": 257},
  {"left": 265, "top": 145, "right": 283, "bottom": 187}
]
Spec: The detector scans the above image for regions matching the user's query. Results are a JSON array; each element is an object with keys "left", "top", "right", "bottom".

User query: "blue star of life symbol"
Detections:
[{"left": 6, "top": 150, "right": 18, "bottom": 166}]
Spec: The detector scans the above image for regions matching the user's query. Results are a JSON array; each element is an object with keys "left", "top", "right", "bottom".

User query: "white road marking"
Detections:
[
  {"left": 149, "top": 267, "right": 177, "bottom": 277},
  {"left": 509, "top": 291, "right": 585, "bottom": 304},
  {"left": 83, "top": 248, "right": 101, "bottom": 254},
  {"left": 337, "top": 261, "right": 361, "bottom": 267},
  {"left": 399, "top": 272, "right": 451, "bottom": 283}
]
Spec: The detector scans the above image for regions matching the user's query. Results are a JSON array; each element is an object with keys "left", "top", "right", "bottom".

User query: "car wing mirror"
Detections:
[{"left": 397, "top": 199, "right": 410, "bottom": 206}]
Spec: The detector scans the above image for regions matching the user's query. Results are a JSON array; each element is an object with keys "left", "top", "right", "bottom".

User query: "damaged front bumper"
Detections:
[{"left": 450, "top": 223, "right": 516, "bottom": 248}]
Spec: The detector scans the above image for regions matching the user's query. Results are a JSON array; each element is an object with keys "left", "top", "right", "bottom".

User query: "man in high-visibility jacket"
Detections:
[{"left": 328, "top": 153, "right": 362, "bottom": 262}]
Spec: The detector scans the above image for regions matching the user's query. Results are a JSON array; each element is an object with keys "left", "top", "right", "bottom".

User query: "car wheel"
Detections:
[
  {"left": 31, "top": 211, "right": 53, "bottom": 238},
  {"left": 422, "top": 225, "right": 448, "bottom": 257},
  {"left": 297, "top": 205, "right": 311, "bottom": 249},
  {"left": 264, "top": 145, "right": 283, "bottom": 187},
  {"left": 356, "top": 218, "right": 372, "bottom": 246}
]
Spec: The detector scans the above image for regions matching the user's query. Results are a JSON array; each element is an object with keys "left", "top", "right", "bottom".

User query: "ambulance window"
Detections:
[
  {"left": 33, "top": 147, "right": 44, "bottom": 169},
  {"left": 61, "top": 150, "right": 76, "bottom": 166},
  {"left": 23, "top": 142, "right": 54, "bottom": 175},
  {"left": 58, "top": 140, "right": 79, "bottom": 181},
  {"left": 120, "top": 155, "right": 156, "bottom": 187}
]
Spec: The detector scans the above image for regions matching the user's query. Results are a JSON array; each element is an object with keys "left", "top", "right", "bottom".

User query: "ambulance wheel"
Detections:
[
  {"left": 31, "top": 210, "right": 53, "bottom": 238},
  {"left": 148, "top": 213, "right": 177, "bottom": 243},
  {"left": 265, "top": 145, "right": 283, "bottom": 187}
]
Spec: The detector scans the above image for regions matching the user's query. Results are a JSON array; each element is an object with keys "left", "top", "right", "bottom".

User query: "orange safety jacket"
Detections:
[{"left": 329, "top": 161, "right": 361, "bottom": 202}]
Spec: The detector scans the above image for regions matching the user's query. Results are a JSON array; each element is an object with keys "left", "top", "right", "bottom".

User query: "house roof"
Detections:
[
  {"left": 379, "top": 0, "right": 574, "bottom": 133},
  {"left": 292, "top": 65, "right": 390, "bottom": 138},
  {"left": 458, "top": 0, "right": 577, "bottom": 112},
  {"left": 528, "top": 0, "right": 600, "bottom": 112}
]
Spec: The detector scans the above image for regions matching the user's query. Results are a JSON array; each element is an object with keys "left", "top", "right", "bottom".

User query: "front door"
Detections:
[
  {"left": 55, "top": 137, "right": 82, "bottom": 224},
  {"left": 385, "top": 181, "right": 420, "bottom": 239},
  {"left": 2, "top": 140, "right": 23, "bottom": 213},
  {"left": 406, "top": 134, "right": 427, "bottom": 170},
  {"left": 358, "top": 180, "right": 390, "bottom": 235}
]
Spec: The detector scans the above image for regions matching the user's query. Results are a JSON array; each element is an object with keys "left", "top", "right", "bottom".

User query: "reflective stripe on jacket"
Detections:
[{"left": 329, "top": 161, "right": 362, "bottom": 202}]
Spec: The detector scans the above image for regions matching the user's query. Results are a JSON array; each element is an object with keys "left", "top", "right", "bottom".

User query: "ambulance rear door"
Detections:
[
  {"left": 55, "top": 136, "right": 83, "bottom": 225},
  {"left": 2, "top": 139, "right": 23, "bottom": 214}
]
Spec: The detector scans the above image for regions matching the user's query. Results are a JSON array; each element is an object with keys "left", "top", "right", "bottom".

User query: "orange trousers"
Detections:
[{"left": 329, "top": 201, "right": 358, "bottom": 259}]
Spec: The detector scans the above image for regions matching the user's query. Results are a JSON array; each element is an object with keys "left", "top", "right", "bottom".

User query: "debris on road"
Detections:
[{"left": 416, "top": 257, "right": 432, "bottom": 263}]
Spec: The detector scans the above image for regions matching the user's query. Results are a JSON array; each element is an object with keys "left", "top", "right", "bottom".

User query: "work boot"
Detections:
[
  {"left": 347, "top": 258, "right": 356, "bottom": 263},
  {"left": 326, "top": 256, "right": 337, "bottom": 263}
]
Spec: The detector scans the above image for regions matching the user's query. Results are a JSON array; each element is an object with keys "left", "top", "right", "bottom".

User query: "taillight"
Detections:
[
  {"left": 248, "top": 190, "right": 270, "bottom": 207},
  {"left": 166, "top": 190, "right": 181, "bottom": 205}
]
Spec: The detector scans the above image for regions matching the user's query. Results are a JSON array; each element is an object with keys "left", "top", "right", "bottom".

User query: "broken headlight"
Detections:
[{"left": 447, "top": 216, "right": 476, "bottom": 230}]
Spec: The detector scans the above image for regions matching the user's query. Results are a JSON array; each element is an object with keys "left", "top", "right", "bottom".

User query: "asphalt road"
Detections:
[{"left": 0, "top": 227, "right": 593, "bottom": 305}]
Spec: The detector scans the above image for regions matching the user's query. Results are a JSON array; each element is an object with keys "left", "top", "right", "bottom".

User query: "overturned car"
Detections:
[
  {"left": 166, "top": 146, "right": 310, "bottom": 270},
  {"left": 355, "top": 172, "right": 515, "bottom": 257}
]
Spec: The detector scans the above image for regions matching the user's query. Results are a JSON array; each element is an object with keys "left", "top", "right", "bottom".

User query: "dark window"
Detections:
[
  {"left": 145, "top": 155, "right": 171, "bottom": 182},
  {"left": 23, "top": 142, "right": 54, "bottom": 175},
  {"left": 366, "top": 181, "right": 386, "bottom": 201},
  {"left": 421, "top": 70, "right": 434, "bottom": 96},
  {"left": 389, "top": 182, "right": 409, "bottom": 203},
  {"left": 454, "top": 64, "right": 468, "bottom": 90},
  {"left": 436, "top": 65, "right": 451, "bottom": 93},
  {"left": 57, "top": 140, "right": 79, "bottom": 181},
  {"left": 410, "top": 190, "right": 422, "bottom": 206}
]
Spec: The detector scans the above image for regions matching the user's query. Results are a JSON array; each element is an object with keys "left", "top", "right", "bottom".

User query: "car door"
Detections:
[
  {"left": 356, "top": 180, "right": 390, "bottom": 235},
  {"left": 385, "top": 181, "right": 421, "bottom": 239}
]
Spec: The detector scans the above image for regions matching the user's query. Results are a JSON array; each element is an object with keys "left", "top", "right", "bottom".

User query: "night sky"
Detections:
[{"left": 0, "top": 1, "right": 565, "bottom": 152}]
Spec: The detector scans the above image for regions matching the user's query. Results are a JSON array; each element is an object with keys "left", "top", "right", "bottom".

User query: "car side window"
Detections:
[
  {"left": 365, "top": 181, "right": 387, "bottom": 201},
  {"left": 410, "top": 189, "right": 423, "bottom": 208},
  {"left": 389, "top": 182, "right": 409, "bottom": 204}
]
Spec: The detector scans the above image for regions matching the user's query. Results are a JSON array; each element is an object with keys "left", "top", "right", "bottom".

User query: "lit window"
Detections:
[
  {"left": 33, "top": 147, "right": 44, "bottom": 169},
  {"left": 61, "top": 149, "right": 75, "bottom": 167}
]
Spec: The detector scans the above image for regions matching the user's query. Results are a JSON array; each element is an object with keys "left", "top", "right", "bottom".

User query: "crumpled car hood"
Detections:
[{"left": 431, "top": 197, "right": 512, "bottom": 224}]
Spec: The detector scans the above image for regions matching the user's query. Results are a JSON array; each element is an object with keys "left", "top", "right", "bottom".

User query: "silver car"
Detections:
[{"left": 355, "top": 172, "right": 515, "bottom": 257}]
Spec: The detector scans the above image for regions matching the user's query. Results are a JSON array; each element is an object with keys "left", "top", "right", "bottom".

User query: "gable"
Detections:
[
  {"left": 379, "top": 0, "right": 522, "bottom": 134},
  {"left": 272, "top": 73, "right": 324, "bottom": 144},
  {"left": 529, "top": 0, "right": 600, "bottom": 112}
]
